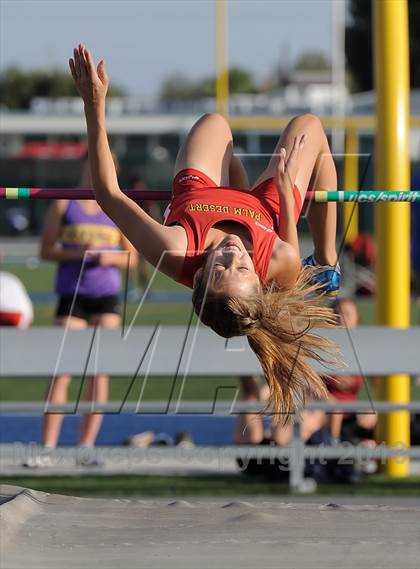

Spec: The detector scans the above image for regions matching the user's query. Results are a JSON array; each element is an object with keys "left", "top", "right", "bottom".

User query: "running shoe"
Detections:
[
  {"left": 22, "top": 452, "right": 56, "bottom": 468},
  {"left": 175, "top": 431, "right": 195, "bottom": 449},
  {"left": 302, "top": 253, "right": 341, "bottom": 297},
  {"left": 75, "top": 446, "right": 104, "bottom": 467}
]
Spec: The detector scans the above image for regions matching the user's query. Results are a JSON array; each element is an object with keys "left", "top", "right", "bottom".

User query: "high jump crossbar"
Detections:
[{"left": 1, "top": 188, "right": 419, "bottom": 203}]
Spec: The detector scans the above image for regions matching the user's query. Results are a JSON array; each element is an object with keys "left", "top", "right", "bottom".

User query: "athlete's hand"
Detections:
[
  {"left": 69, "top": 44, "right": 109, "bottom": 107},
  {"left": 79, "top": 243, "right": 97, "bottom": 261},
  {"left": 94, "top": 252, "right": 119, "bottom": 267},
  {"left": 276, "top": 134, "right": 306, "bottom": 197}
]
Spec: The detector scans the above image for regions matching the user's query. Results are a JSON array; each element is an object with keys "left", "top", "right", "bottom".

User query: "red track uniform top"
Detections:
[{"left": 163, "top": 169, "right": 302, "bottom": 289}]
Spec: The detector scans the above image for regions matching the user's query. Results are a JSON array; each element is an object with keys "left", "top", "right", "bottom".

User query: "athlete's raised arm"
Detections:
[
  {"left": 275, "top": 135, "right": 306, "bottom": 254},
  {"left": 68, "top": 44, "right": 184, "bottom": 277}
]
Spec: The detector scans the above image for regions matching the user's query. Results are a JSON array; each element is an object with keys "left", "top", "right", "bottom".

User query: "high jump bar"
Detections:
[{"left": 1, "top": 188, "right": 419, "bottom": 203}]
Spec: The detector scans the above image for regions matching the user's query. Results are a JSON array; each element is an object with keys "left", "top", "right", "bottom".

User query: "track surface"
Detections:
[{"left": 1, "top": 485, "right": 419, "bottom": 569}]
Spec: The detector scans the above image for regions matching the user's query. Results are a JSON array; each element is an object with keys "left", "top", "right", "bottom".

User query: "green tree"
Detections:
[
  {"left": 160, "top": 66, "right": 257, "bottom": 101},
  {"left": 196, "top": 67, "right": 256, "bottom": 97},
  {"left": 228, "top": 66, "right": 257, "bottom": 93},
  {"left": 295, "top": 52, "right": 331, "bottom": 71},
  {"left": 159, "top": 74, "right": 196, "bottom": 101},
  {"left": 0, "top": 67, "right": 125, "bottom": 110},
  {"left": 196, "top": 76, "right": 215, "bottom": 98},
  {"left": 346, "top": 0, "right": 420, "bottom": 92}
]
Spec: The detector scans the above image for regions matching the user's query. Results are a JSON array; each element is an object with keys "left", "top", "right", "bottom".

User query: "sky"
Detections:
[{"left": 0, "top": 0, "right": 335, "bottom": 98}]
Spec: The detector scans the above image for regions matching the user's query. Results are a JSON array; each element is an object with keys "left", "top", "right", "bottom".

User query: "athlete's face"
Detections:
[{"left": 194, "top": 234, "right": 261, "bottom": 297}]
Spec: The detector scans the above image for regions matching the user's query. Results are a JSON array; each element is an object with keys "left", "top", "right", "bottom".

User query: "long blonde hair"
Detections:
[{"left": 192, "top": 266, "right": 339, "bottom": 424}]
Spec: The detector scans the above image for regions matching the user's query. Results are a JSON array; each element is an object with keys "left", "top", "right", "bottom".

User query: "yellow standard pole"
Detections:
[
  {"left": 215, "top": 0, "right": 229, "bottom": 116},
  {"left": 374, "top": 0, "right": 411, "bottom": 476},
  {"left": 343, "top": 128, "right": 359, "bottom": 243}
]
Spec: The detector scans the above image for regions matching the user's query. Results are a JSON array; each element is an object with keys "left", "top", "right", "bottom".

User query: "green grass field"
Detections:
[
  {"left": 1, "top": 259, "right": 419, "bottom": 497},
  {"left": 1, "top": 260, "right": 215, "bottom": 401},
  {"left": 4, "top": 259, "right": 419, "bottom": 325},
  {"left": 2, "top": 474, "right": 419, "bottom": 497},
  {"left": 1, "top": 260, "right": 419, "bottom": 403}
]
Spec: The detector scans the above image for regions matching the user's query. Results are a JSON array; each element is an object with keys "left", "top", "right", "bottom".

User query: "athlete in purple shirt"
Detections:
[{"left": 29, "top": 157, "right": 137, "bottom": 466}]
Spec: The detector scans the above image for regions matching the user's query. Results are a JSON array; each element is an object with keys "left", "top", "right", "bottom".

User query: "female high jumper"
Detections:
[{"left": 69, "top": 44, "right": 340, "bottom": 421}]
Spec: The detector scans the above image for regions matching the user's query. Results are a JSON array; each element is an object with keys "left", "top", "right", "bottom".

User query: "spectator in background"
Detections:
[
  {"left": 234, "top": 300, "right": 373, "bottom": 449},
  {"left": 130, "top": 176, "right": 162, "bottom": 288},
  {"left": 234, "top": 375, "right": 325, "bottom": 447},
  {"left": 325, "top": 297, "right": 377, "bottom": 444},
  {"left": 411, "top": 170, "right": 420, "bottom": 296},
  {"left": 234, "top": 373, "right": 326, "bottom": 482},
  {"left": 235, "top": 298, "right": 377, "bottom": 481},
  {"left": 0, "top": 271, "right": 33, "bottom": 328},
  {"left": 26, "top": 153, "right": 137, "bottom": 467},
  {"left": 346, "top": 232, "right": 376, "bottom": 296},
  {"left": 410, "top": 170, "right": 420, "bottom": 444}
]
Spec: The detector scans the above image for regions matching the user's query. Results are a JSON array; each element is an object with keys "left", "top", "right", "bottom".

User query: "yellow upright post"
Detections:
[
  {"left": 343, "top": 128, "right": 359, "bottom": 243},
  {"left": 215, "top": 0, "right": 229, "bottom": 116},
  {"left": 374, "top": 0, "right": 411, "bottom": 476}
]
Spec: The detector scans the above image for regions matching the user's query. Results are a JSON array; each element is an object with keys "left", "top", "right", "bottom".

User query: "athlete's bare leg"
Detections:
[
  {"left": 272, "top": 410, "right": 326, "bottom": 445},
  {"left": 43, "top": 316, "right": 87, "bottom": 448},
  {"left": 77, "top": 312, "right": 120, "bottom": 447},
  {"left": 234, "top": 376, "right": 265, "bottom": 444},
  {"left": 252, "top": 114, "right": 337, "bottom": 266},
  {"left": 229, "top": 154, "right": 250, "bottom": 190},
  {"left": 78, "top": 375, "right": 109, "bottom": 446},
  {"left": 174, "top": 113, "right": 233, "bottom": 186}
]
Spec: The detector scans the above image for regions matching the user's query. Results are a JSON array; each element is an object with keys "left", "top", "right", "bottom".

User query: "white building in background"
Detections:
[{"left": 0, "top": 89, "right": 419, "bottom": 160}]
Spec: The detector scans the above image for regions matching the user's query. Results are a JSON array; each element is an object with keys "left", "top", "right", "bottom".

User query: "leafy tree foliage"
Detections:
[
  {"left": 346, "top": 0, "right": 420, "bottom": 92},
  {"left": 0, "top": 67, "right": 126, "bottom": 109},
  {"left": 160, "top": 66, "right": 257, "bottom": 101},
  {"left": 295, "top": 52, "right": 331, "bottom": 71}
]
